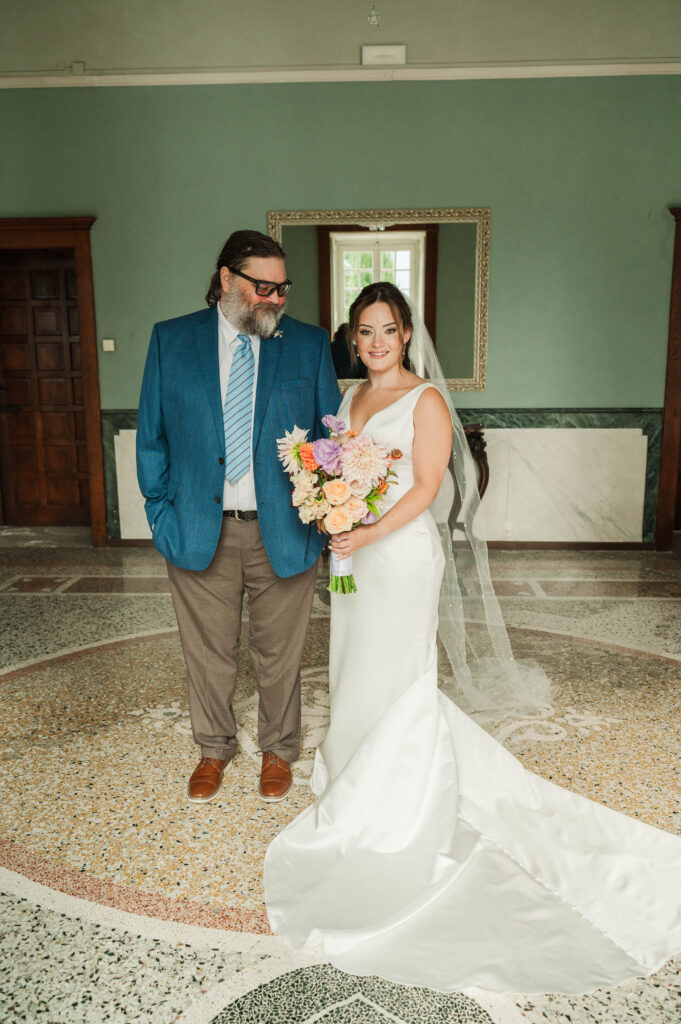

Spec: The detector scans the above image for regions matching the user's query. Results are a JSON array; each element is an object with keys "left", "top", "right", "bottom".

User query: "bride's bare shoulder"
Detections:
[{"left": 414, "top": 384, "right": 452, "bottom": 425}]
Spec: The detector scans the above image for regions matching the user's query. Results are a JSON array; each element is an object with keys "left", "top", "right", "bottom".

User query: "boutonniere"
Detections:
[{"left": 273, "top": 330, "right": 283, "bottom": 339}]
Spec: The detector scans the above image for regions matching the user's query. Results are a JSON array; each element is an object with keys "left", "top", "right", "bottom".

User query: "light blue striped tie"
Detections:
[{"left": 223, "top": 333, "right": 255, "bottom": 483}]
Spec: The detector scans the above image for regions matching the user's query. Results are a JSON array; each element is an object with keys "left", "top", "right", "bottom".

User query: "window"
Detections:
[{"left": 330, "top": 231, "right": 425, "bottom": 333}]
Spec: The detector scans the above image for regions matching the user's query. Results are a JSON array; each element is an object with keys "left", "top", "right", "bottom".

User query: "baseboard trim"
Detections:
[
  {"left": 486, "top": 541, "right": 655, "bottom": 550},
  {"left": 106, "top": 538, "right": 154, "bottom": 547},
  {"left": 2, "top": 60, "right": 681, "bottom": 90},
  {"left": 105, "top": 537, "right": 656, "bottom": 551}
]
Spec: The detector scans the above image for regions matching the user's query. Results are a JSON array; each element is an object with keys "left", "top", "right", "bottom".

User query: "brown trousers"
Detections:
[{"left": 167, "top": 517, "right": 318, "bottom": 763}]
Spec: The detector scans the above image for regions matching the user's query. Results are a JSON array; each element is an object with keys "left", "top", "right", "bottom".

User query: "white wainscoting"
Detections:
[
  {"left": 114, "top": 430, "right": 151, "bottom": 540},
  {"left": 474, "top": 428, "right": 648, "bottom": 543},
  {"left": 114, "top": 427, "right": 648, "bottom": 543}
]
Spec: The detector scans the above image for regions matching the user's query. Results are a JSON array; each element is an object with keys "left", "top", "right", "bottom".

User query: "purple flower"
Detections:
[
  {"left": 313, "top": 438, "right": 343, "bottom": 475},
  {"left": 322, "top": 414, "right": 346, "bottom": 435},
  {"left": 361, "top": 510, "right": 379, "bottom": 525}
]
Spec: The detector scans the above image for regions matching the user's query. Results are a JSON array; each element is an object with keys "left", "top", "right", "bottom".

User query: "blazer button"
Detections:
[
  {"left": 218, "top": 457, "right": 224, "bottom": 465},
  {"left": 214, "top": 496, "right": 220, "bottom": 504}
]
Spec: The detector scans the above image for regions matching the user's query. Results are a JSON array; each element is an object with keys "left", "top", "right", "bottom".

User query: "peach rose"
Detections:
[
  {"left": 346, "top": 496, "right": 368, "bottom": 523},
  {"left": 324, "top": 503, "right": 355, "bottom": 534},
  {"left": 323, "top": 478, "right": 353, "bottom": 505}
]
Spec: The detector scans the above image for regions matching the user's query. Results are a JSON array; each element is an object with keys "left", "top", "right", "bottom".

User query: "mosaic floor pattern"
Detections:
[
  {"left": 1, "top": 528, "right": 681, "bottom": 1022},
  {"left": 207, "top": 966, "right": 497, "bottom": 1023}
]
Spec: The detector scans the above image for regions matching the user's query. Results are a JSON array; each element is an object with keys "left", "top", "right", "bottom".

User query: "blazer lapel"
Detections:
[
  {"left": 253, "top": 333, "right": 283, "bottom": 455},
  {"left": 193, "top": 307, "right": 224, "bottom": 448}
]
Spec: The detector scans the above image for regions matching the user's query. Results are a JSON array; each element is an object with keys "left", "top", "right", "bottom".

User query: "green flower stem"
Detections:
[{"left": 328, "top": 573, "right": 358, "bottom": 595}]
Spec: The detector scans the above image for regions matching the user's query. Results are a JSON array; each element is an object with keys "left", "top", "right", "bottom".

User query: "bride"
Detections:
[{"left": 264, "top": 281, "right": 681, "bottom": 994}]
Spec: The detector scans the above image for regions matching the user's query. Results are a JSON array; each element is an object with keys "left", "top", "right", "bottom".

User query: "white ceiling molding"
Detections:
[{"left": 2, "top": 60, "right": 681, "bottom": 89}]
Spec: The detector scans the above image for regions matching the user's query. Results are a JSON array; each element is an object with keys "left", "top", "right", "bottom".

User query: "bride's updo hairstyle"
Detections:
[{"left": 348, "top": 282, "right": 413, "bottom": 370}]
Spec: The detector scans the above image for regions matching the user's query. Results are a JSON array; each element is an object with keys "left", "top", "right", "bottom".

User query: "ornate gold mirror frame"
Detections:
[{"left": 268, "top": 207, "right": 489, "bottom": 391}]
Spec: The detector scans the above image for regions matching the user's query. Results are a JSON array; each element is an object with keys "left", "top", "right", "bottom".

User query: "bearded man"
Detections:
[{"left": 137, "top": 230, "right": 340, "bottom": 804}]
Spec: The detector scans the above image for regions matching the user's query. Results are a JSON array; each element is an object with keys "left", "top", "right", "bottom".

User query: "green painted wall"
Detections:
[
  {"left": 281, "top": 225, "right": 319, "bottom": 326},
  {"left": 436, "top": 223, "right": 477, "bottom": 379},
  {"left": 1, "top": 77, "right": 679, "bottom": 409}
]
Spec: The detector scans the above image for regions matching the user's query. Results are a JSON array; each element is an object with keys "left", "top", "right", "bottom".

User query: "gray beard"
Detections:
[{"left": 220, "top": 287, "right": 286, "bottom": 338}]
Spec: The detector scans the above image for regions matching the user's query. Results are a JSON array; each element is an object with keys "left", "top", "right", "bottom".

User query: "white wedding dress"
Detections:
[{"left": 264, "top": 383, "right": 681, "bottom": 994}]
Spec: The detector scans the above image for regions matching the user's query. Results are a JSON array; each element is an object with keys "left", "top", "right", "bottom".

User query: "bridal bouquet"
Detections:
[{"left": 277, "top": 414, "right": 402, "bottom": 594}]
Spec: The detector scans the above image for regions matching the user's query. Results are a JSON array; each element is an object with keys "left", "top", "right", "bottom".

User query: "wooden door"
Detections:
[
  {"left": 0, "top": 249, "right": 90, "bottom": 525},
  {"left": 676, "top": 426, "right": 681, "bottom": 529},
  {"left": 657, "top": 207, "right": 681, "bottom": 549}
]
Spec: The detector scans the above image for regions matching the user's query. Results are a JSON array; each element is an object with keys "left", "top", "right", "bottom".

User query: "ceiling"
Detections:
[{"left": 2, "top": 0, "right": 680, "bottom": 86}]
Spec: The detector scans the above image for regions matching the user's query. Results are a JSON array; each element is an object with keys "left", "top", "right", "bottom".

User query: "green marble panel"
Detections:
[{"left": 102, "top": 411, "right": 138, "bottom": 539}]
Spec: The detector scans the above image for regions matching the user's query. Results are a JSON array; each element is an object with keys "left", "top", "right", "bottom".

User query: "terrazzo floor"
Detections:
[{"left": 1, "top": 526, "right": 680, "bottom": 1023}]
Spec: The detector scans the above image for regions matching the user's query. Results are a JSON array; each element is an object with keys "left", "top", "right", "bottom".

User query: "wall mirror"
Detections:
[{"left": 268, "top": 208, "right": 489, "bottom": 391}]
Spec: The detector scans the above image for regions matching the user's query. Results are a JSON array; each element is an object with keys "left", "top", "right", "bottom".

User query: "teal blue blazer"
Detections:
[{"left": 136, "top": 307, "right": 341, "bottom": 576}]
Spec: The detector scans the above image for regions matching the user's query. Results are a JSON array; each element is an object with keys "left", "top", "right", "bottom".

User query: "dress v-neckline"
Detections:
[{"left": 347, "top": 382, "right": 428, "bottom": 434}]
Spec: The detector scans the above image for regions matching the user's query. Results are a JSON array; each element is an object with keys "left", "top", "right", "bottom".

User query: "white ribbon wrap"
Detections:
[{"left": 330, "top": 552, "right": 353, "bottom": 578}]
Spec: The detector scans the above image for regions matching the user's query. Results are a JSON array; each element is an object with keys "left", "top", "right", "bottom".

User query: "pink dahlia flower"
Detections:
[{"left": 340, "top": 435, "right": 390, "bottom": 491}]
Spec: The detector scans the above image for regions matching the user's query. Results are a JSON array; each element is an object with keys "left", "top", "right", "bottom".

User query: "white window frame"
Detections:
[{"left": 330, "top": 231, "right": 426, "bottom": 334}]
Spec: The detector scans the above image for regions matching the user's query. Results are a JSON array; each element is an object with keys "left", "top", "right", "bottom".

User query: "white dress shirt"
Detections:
[{"left": 218, "top": 303, "right": 260, "bottom": 511}]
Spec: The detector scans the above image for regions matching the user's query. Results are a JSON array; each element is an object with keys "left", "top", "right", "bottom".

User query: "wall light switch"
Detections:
[
  {"left": 361, "top": 44, "right": 406, "bottom": 65},
  {"left": 102, "top": 338, "right": 116, "bottom": 352}
]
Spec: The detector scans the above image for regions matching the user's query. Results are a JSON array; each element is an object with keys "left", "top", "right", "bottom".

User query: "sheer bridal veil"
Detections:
[{"left": 407, "top": 300, "right": 555, "bottom": 724}]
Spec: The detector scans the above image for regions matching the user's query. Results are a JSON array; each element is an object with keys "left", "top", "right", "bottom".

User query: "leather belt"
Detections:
[{"left": 223, "top": 509, "right": 258, "bottom": 521}]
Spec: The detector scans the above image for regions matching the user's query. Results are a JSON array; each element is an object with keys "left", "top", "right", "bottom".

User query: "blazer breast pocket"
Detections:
[
  {"left": 271, "top": 382, "right": 315, "bottom": 429},
  {"left": 274, "top": 378, "right": 315, "bottom": 392}
]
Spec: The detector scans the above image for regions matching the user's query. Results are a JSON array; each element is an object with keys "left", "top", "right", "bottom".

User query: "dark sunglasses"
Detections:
[{"left": 228, "top": 266, "right": 292, "bottom": 298}]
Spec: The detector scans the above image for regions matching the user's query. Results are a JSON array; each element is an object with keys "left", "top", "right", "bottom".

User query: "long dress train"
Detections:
[{"left": 264, "top": 383, "right": 681, "bottom": 994}]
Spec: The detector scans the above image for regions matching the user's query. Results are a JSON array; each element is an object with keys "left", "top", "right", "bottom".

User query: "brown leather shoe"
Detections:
[
  {"left": 259, "top": 752, "right": 293, "bottom": 803},
  {"left": 187, "top": 757, "right": 231, "bottom": 803}
]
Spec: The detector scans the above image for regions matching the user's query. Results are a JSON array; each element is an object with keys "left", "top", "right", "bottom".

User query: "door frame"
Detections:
[
  {"left": 656, "top": 207, "right": 681, "bottom": 550},
  {"left": 0, "top": 216, "right": 107, "bottom": 545}
]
